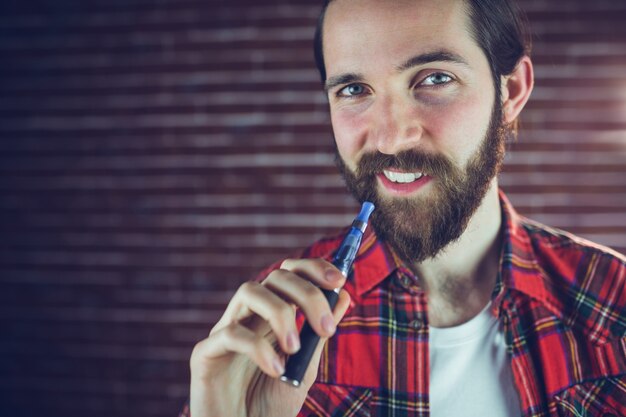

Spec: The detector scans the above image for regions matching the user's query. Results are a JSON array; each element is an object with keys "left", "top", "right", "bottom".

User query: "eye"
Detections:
[
  {"left": 338, "top": 83, "right": 366, "bottom": 97},
  {"left": 420, "top": 72, "right": 453, "bottom": 86}
]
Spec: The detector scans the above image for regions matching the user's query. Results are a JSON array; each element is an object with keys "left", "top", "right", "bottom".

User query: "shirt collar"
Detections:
[
  {"left": 348, "top": 225, "right": 403, "bottom": 298},
  {"left": 495, "top": 190, "right": 562, "bottom": 317},
  {"left": 348, "top": 190, "right": 559, "bottom": 317}
]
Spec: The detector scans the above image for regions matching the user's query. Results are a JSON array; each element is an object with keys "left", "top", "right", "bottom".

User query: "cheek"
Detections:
[
  {"left": 421, "top": 92, "right": 493, "bottom": 158},
  {"left": 330, "top": 90, "right": 494, "bottom": 167},
  {"left": 330, "top": 108, "right": 370, "bottom": 170}
]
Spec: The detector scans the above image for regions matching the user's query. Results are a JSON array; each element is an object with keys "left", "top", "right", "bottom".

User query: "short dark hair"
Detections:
[{"left": 313, "top": 0, "right": 531, "bottom": 91}]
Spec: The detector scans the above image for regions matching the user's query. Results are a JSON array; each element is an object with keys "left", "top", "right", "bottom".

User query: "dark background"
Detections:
[{"left": 0, "top": 1, "right": 625, "bottom": 416}]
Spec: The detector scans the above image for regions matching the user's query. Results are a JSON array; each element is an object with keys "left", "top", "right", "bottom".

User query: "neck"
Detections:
[{"left": 412, "top": 181, "right": 503, "bottom": 328}]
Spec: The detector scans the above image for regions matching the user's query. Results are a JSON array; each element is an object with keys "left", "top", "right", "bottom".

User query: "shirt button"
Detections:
[
  {"left": 398, "top": 275, "right": 415, "bottom": 291},
  {"left": 409, "top": 320, "right": 423, "bottom": 330}
]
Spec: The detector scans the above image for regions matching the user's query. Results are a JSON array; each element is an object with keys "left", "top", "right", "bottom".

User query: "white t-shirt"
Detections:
[{"left": 429, "top": 302, "right": 521, "bottom": 417}]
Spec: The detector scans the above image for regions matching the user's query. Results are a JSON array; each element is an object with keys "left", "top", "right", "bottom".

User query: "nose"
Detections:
[{"left": 372, "top": 94, "right": 423, "bottom": 155}]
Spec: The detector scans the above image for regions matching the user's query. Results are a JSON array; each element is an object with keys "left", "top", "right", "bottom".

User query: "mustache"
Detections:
[{"left": 353, "top": 149, "right": 455, "bottom": 179}]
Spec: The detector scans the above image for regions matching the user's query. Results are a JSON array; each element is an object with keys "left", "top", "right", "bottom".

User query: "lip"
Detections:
[{"left": 377, "top": 172, "right": 432, "bottom": 195}]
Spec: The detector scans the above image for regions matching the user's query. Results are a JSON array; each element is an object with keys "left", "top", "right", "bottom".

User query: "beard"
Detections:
[{"left": 335, "top": 100, "right": 508, "bottom": 264}]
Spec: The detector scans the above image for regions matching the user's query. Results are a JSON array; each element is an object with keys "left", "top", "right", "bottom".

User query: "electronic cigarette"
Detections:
[{"left": 280, "top": 201, "right": 375, "bottom": 387}]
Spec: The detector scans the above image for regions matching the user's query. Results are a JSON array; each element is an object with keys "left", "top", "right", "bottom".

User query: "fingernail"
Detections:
[
  {"left": 272, "top": 357, "right": 285, "bottom": 375},
  {"left": 325, "top": 268, "right": 340, "bottom": 282},
  {"left": 321, "top": 314, "right": 336, "bottom": 334},
  {"left": 286, "top": 330, "right": 300, "bottom": 352}
]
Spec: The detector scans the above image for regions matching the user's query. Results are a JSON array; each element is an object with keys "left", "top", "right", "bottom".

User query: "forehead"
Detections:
[{"left": 323, "top": 0, "right": 483, "bottom": 75}]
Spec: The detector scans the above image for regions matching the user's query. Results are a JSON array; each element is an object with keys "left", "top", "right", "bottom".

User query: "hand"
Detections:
[{"left": 189, "top": 258, "right": 351, "bottom": 417}]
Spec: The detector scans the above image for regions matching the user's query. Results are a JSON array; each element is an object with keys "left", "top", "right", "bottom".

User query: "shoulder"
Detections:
[
  {"left": 520, "top": 215, "right": 625, "bottom": 280},
  {"left": 521, "top": 216, "right": 624, "bottom": 261},
  {"left": 518, "top": 216, "right": 626, "bottom": 342}
]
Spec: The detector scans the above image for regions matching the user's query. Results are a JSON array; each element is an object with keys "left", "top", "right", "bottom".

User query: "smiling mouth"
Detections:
[{"left": 382, "top": 169, "right": 425, "bottom": 183}]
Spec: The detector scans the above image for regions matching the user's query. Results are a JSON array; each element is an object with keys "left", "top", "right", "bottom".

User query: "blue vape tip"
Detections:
[{"left": 356, "top": 201, "right": 375, "bottom": 224}]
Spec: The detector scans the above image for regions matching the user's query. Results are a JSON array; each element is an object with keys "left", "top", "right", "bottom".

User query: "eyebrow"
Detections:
[
  {"left": 323, "top": 50, "right": 470, "bottom": 93},
  {"left": 395, "top": 50, "right": 470, "bottom": 73}
]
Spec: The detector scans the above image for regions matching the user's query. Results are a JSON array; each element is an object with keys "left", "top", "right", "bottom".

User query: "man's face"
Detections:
[{"left": 323, "top": 0, "right": 508, "bottom": 262}]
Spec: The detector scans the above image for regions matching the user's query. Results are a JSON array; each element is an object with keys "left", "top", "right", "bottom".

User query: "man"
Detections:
[{"left": 183, "top": 0, "right": 626, "bottom": 416}]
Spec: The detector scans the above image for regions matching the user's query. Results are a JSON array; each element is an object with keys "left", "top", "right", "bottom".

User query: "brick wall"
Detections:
[{"left": 0, "top": 1, "right": 624, "bottom": 416}]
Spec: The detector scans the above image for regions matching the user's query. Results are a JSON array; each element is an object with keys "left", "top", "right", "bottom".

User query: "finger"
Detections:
[
  {"left": 213, "top": 281, "right": 300, "bottom": 354},
  {"left": 192, "top": 322, "right": 285, "bottom": 379},
  {"left": 332, "top": 288, "right": 351, "bottom": 322},
  {"left": 280, "top": 258, "right": 346, "bottom": 290},
  {"left": 263, "top": 269, "right": 339, "bottom": 338},
  {"left": 210, "top": 281, "right": 273, "bottom": 335},
  {"left": 301, "top": 289, "right": 351, "bottom": 388},
  {"left": 212, "top": 257, "right": 343, "bottom": 335}
]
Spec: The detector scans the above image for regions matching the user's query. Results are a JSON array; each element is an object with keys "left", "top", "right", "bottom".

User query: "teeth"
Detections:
[{"left": 383, "top": 170, "right": 424, "bottom": 183}]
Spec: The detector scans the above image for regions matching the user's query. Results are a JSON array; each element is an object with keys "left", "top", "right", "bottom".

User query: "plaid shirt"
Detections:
[{"left": 180, "top": 191, "right": 626, "bottom": 417}]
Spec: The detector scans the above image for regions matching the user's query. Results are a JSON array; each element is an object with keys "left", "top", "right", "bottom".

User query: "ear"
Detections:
[{"left": 500, "top": 55, "right": 534, "bottom": 124}]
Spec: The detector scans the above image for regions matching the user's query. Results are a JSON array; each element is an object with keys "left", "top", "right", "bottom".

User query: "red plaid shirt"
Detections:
[{"left": 180, "top": 191, "right": 626, "bottom": 417}]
